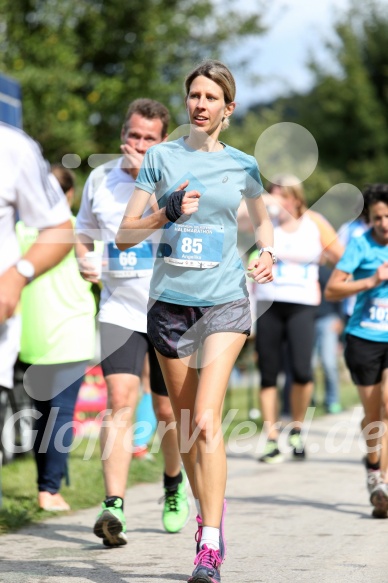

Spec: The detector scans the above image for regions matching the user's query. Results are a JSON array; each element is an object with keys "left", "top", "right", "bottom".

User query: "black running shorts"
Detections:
[
  {"left": 147, "top": 297, "right": 251, "bottom": 359},
  {"left": 344, "top": 334, "right": 388, "bottom": 386}
]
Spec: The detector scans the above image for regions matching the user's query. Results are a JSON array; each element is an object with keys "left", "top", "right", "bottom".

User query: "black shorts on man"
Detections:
[{"left": 100, "top": 323, "right": 167, "bottom": 396}]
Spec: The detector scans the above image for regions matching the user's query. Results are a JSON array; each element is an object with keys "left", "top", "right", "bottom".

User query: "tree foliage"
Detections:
[
  {"left": 238, "top": 0, "right": 388, "bottom": 201},
  {"left": 0, "top": 0, "right": 265, "bottom": 162},
  {"left": 277, "top": 0, "right": 388, "bottom": 190}
]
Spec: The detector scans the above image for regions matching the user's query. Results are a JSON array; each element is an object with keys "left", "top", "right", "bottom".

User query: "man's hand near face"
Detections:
[{"left": 120, "top": 143, "right": 145, "bottom": 180}]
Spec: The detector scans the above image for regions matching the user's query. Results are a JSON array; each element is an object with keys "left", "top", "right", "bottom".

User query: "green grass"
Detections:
[
  {"left": 0, "top": 360, "right": 360, "bottom": 535},
  {"left": 0, "top": 438, "right": 163, "bottom": 535}
]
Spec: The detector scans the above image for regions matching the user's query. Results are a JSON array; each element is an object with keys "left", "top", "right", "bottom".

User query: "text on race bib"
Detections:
[
  {"left": 161, "top": 223, "right": 224, "bottom": 269},
  {"left": 360, "top": 297, "right": 388, "bottom": 331},
  {"left": 107, "top": 241, "right": 154, "bottom": 278}
]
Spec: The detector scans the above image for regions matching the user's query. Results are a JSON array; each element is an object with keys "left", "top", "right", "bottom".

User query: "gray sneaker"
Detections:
[
  {"left": 363, "top": 456, "right": 384, "bottom": 495},
  {"left": 188, "top": 545, "right": 222, "bottom": 583},
  {"left": 365, "top": 460, "right": 388, "bottom": 513},
  {"left": 372, "top": 507, "right": 388, "bottom": 519},
  {"left": 370, "top": 482, "right": 388, "bottom": 514},
  {"left": 366, "top": 468, "right": 384, "bottom": 495}
]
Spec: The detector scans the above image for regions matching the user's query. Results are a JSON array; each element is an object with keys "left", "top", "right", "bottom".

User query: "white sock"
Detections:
[
  {"left": 195, "top": 499, "right": 201, "bottom": 516},
  {"left": 200, "top": 526, "right": 220, "bottom": 551}
]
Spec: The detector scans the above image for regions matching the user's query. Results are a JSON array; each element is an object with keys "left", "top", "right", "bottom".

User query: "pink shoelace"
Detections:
[
  {"left": 195, "top": 514, "right": 203, "bottom": 546},
  {"left": 194, "top": 545, "right": 222, "bottom": 569}
]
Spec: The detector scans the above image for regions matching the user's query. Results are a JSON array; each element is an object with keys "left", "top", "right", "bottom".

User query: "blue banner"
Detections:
[{"left": 0, "top": 73, "right": 22, "bottom": 128}]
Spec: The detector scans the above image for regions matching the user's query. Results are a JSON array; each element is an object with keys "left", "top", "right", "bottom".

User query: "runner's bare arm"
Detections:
[
  {"left": 324, "top": 265, "right": 388, "bottom": 301},
  {"left": 116, "top": 180, "right": 198, "bottom": 250},
  {"left": 0, "top": 219, "right": 73, "bottom": 322},
  {"left": 115, "top": 187, "right": 169, "bottom": 250}
]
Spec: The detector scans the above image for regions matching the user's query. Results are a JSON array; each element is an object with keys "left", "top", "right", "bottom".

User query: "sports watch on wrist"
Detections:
[
  {"left": 15, "top": 259, "right": 35, "bottom": 282},
  {"left": 259, "top": 246, "right": 277, "bottom": 264}
]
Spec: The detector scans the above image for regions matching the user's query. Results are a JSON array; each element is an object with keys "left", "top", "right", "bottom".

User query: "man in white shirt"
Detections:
[
  {"left": 76, "top": 99, "right": 189, "bottom": 546},
  {"left": 0, "top": 122, "right": 72, "bottom": 390}
]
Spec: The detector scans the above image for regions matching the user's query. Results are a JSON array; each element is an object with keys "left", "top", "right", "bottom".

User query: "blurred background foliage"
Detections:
[
  {"left": 1, "top": 0, "right": 388, "bottom": 204},
  {"left": 230, "top": 0, "right": 388, "bottom": 203},
  {"left": 0, "top": 0, "right": 265, "bottom": 160}
]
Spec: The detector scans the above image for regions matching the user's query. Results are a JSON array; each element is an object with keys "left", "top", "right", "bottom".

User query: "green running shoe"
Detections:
[
  {"left": 93, "top": 498, "right": 127, "bottom": 547},
  {"left": 289, "top": 430, "right": 306, "bottom": 460},
  {"left": 162, "top": 471, "right": 190, "bottom": 533},
  {"left": 326, "top": 402, "right": 342, "bottom": 415},
  {"left": 259, "top": 439, "right": 284, "bottom": 464}
]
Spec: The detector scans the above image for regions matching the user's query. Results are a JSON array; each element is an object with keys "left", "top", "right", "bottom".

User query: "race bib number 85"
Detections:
[{"left": 162, "top": 223, "right": 224, "bottom": 269}]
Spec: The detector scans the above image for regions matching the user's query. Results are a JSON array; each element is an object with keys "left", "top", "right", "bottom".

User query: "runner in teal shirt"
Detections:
[
  {"left": 325, "top": 183, "right": 388, "bottom": 520},
  {"left": 336, "top": 230, "right": 388, "bottom": 342},
  {"left": 136, "top": 137, "right": 263, "bottom": 306}
]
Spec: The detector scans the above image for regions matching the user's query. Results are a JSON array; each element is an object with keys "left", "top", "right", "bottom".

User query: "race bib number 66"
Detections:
[{"left": 107, "top": 241, "right": 154, "bottom": 278}]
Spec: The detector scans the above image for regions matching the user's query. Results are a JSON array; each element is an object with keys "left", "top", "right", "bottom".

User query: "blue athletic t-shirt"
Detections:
[
  {"left": 336, "top": 229, "right": 388, "bottom": 342},
  {"left": 135, "top": 137, "right": 263, "bottom": 306}
]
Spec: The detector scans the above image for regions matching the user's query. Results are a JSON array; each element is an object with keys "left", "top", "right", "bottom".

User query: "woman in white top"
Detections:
[{"left": 251, "top": 175, "right": 343, "bottom": 463}]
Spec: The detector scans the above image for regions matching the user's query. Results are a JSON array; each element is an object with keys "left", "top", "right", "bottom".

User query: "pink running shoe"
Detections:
[{"left": 188, "top": 544, "right": 222, "bottom": 583}]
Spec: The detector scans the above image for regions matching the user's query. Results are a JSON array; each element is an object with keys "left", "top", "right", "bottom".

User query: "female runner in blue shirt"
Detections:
[{"left": 116, "top": 59, "right": 274, "bottom": 582}]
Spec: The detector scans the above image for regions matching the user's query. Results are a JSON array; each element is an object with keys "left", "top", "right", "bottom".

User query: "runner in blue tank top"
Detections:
[
  {"left": 325, "top": 183, "right": 388, "bottom": 519},
  {"left": 116, "top": 60, "right": 275, "bottom": 582}
]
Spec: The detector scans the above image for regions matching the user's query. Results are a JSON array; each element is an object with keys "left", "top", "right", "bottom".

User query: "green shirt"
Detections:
[{"left": 16, "top": 217, "right": 96, "bottom": 364}]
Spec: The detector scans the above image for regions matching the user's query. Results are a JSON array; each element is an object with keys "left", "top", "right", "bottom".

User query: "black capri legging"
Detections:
[{"left": 255, "top": 301, "right": 318, "bottom": 388}]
